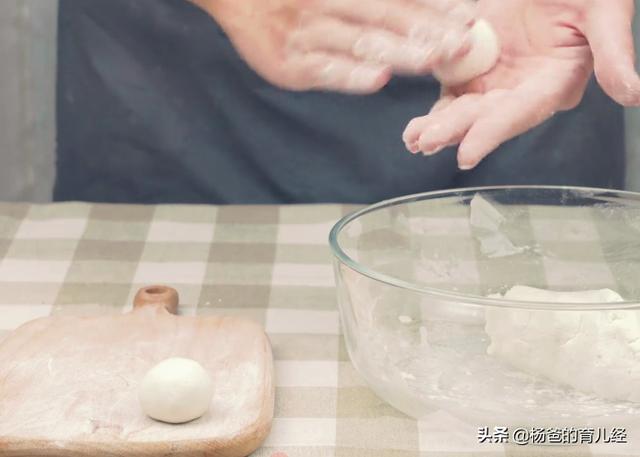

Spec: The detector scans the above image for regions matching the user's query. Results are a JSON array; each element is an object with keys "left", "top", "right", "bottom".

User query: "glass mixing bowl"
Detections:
[{"left": 330, "top": 186, "right": 640, "bottom": 427}]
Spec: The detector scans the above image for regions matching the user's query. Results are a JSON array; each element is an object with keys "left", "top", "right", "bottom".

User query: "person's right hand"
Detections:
[{"left": 191, "top": 0, "right": 477, "bottom": 93}]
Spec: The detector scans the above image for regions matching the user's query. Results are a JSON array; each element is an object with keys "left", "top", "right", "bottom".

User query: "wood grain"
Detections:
[{"left": 0, "top": 286, "right": 274, "bottom": 456}]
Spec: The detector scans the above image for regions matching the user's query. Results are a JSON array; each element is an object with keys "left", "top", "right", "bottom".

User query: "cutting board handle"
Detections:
[{"left": 133, "top": 285, "right": 179, "bottom": 315}]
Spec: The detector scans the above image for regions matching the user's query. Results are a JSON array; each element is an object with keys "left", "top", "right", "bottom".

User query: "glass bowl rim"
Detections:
[{"left": 329, "top": 185, "right": 640, "bottom": 311}]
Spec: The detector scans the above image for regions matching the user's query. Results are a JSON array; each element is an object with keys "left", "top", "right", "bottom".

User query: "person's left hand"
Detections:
[{"left": 403, "top": 0, "right": 640, "bottom": 170}]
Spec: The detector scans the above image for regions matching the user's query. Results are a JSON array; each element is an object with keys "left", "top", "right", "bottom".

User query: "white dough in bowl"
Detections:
[
  {"left": 484, "top": 286, "right": 640, "bottom": 402},
  {"left": 433, "top": 19, "right": 501, "bottom": 86},
  {"left": 138, "top": 357, "right": 214, "bottom": 424}
]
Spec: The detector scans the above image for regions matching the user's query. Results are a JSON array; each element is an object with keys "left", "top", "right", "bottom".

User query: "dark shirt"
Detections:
[{"left": 55, "top": 0, "right": 625, "bottom": 204}]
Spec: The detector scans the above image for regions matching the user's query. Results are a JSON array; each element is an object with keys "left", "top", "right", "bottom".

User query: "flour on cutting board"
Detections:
[{"left": 0, "top": 311, "right": 271, "bottom": 443}]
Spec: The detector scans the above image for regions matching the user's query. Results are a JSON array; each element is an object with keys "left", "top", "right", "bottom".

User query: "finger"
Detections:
[
  {"left": 402, "top": 95, "right": 456, "bottom": 149},
  {"left": 415, "top": 0, "right": 477, "bottom": 20},
  {"left": 402, "top": 98, "right": 451, "bottom": 153},
  {"left": 582, "top": 0, "right": 640, "bottom": 106},
  {"left": 288, "top": 16, "right": 439, "bottom": 72},
  {"left": 403, "top": 116, "right": 429, "bottom": 153},
  {"left": 430, "top": 94, "right": 456, "bottom": 113},
  {"left": 316, "top": 0, "right": 474, "bottom": 59},
  {"left": 457, "top": 73, "right": 578, "bottom": 169},
  {"left": 417, "top": 93, "right": 484, "bottom": 154},
  {"left": 285, "top": 51, "right": 392, "bottom": 93},
  {"left": 403, "top": 93, "right": 482, "bottom": 154}
]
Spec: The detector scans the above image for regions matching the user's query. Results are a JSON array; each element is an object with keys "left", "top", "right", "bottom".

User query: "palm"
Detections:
[
  {"left": 465, "top": 1, "right": 590, "bottom": 94},
  {"left": 403, "top": 0, "right": 638, "bottom": 169}
]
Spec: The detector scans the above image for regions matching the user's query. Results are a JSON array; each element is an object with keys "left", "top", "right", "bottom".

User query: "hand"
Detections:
[
  {"left": 191, "top": 0, "right": 477, "bottom": 93},
  {"left": 403, "top": 0, "right": 640, "bottom": 170}
]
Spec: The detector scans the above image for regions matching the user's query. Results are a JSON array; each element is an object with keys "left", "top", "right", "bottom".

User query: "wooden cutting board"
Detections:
[{"left": 0, "top": 286, "right": 274, "bottom": 457}]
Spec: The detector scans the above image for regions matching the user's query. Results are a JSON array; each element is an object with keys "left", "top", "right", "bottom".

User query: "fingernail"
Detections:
[
  {"left": 459, "top": 162, "right": 477, "bottom": 171},
  {"left": 348, "top": 66, "right": 385, "bottom": 90},
  {"left": 404, "top": 44, "right": 436, "bottom": 69},
  {"left": 440, "top": 29, "right": 471, "bottom": 61},
  {"left": 449, "top": 4, "right": 476, "bottom": 25},
  {"left": 408, "top": 25, "right": 442, "bottom": 45},
  {"left": 405, "top": 141, "right": 419, "bottom": 154},
  {"left": 353, "top": 35, "right": 394, "bottom": 62},
  {"left": 423, "top": 144, "right": 445, "bottom": 156},
  {"left": 318, "top": 62, "right": 339, "bottom": 85}
]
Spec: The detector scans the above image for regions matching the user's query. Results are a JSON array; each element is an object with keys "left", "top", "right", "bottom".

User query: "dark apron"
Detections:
[{"left": 55, "top": 0, "right": 625, "bottom": 204}]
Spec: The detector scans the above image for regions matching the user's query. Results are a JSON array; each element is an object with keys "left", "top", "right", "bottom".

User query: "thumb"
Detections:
[{"left": 582, "top": 0, "right": 640, "bottom": 106}]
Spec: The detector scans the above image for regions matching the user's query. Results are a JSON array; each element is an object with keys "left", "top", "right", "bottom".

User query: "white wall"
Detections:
[
  {"left": 0, "top": 0, "right": 57, "bottom": 202},
  {"left": 0, "top": 1, "right": 639, "bottom": 201}
]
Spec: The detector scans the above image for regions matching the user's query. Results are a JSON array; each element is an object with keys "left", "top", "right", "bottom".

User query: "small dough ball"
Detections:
[
  {"left": 138, "top": 357, "right": 213, "bottom": 424},
  {"left": 433, "top": 19, "right": 501, "bottom": 86}
]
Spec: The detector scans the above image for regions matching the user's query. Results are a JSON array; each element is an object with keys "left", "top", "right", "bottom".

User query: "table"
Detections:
[{"left": 0, "top": 202, "right": 632, "bottom": 457}]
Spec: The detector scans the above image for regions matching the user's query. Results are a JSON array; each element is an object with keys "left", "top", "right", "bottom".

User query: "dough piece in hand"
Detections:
[
  {"left": 433, "top": 19, "right": 501, "bottom": 86},
  {"left": 139, "top": 357, "right": 214, "bottom": 424}
]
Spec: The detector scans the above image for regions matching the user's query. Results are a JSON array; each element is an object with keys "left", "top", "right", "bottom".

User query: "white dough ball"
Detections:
[
  {"left": 433, "top": 19, "right": 501, "bottom": 86},
  {"left": 138, "top": 357, "right": 213, "bottom": 424}
]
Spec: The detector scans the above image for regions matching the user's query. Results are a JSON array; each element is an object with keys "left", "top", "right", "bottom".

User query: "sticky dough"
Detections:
[
  {"left": 433, "top": 19, "right": 501, "bottom": 86},
  {"left": 485, "top": 286, "right": 640, "bottom": 402},
  {"left": 138, "top": 357, "right": 213, "bottom": 424}
]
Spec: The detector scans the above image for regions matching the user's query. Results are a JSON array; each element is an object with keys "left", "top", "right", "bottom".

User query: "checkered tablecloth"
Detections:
[{"left": 0, "top": 201, "right": 634, "bottom": 457}]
